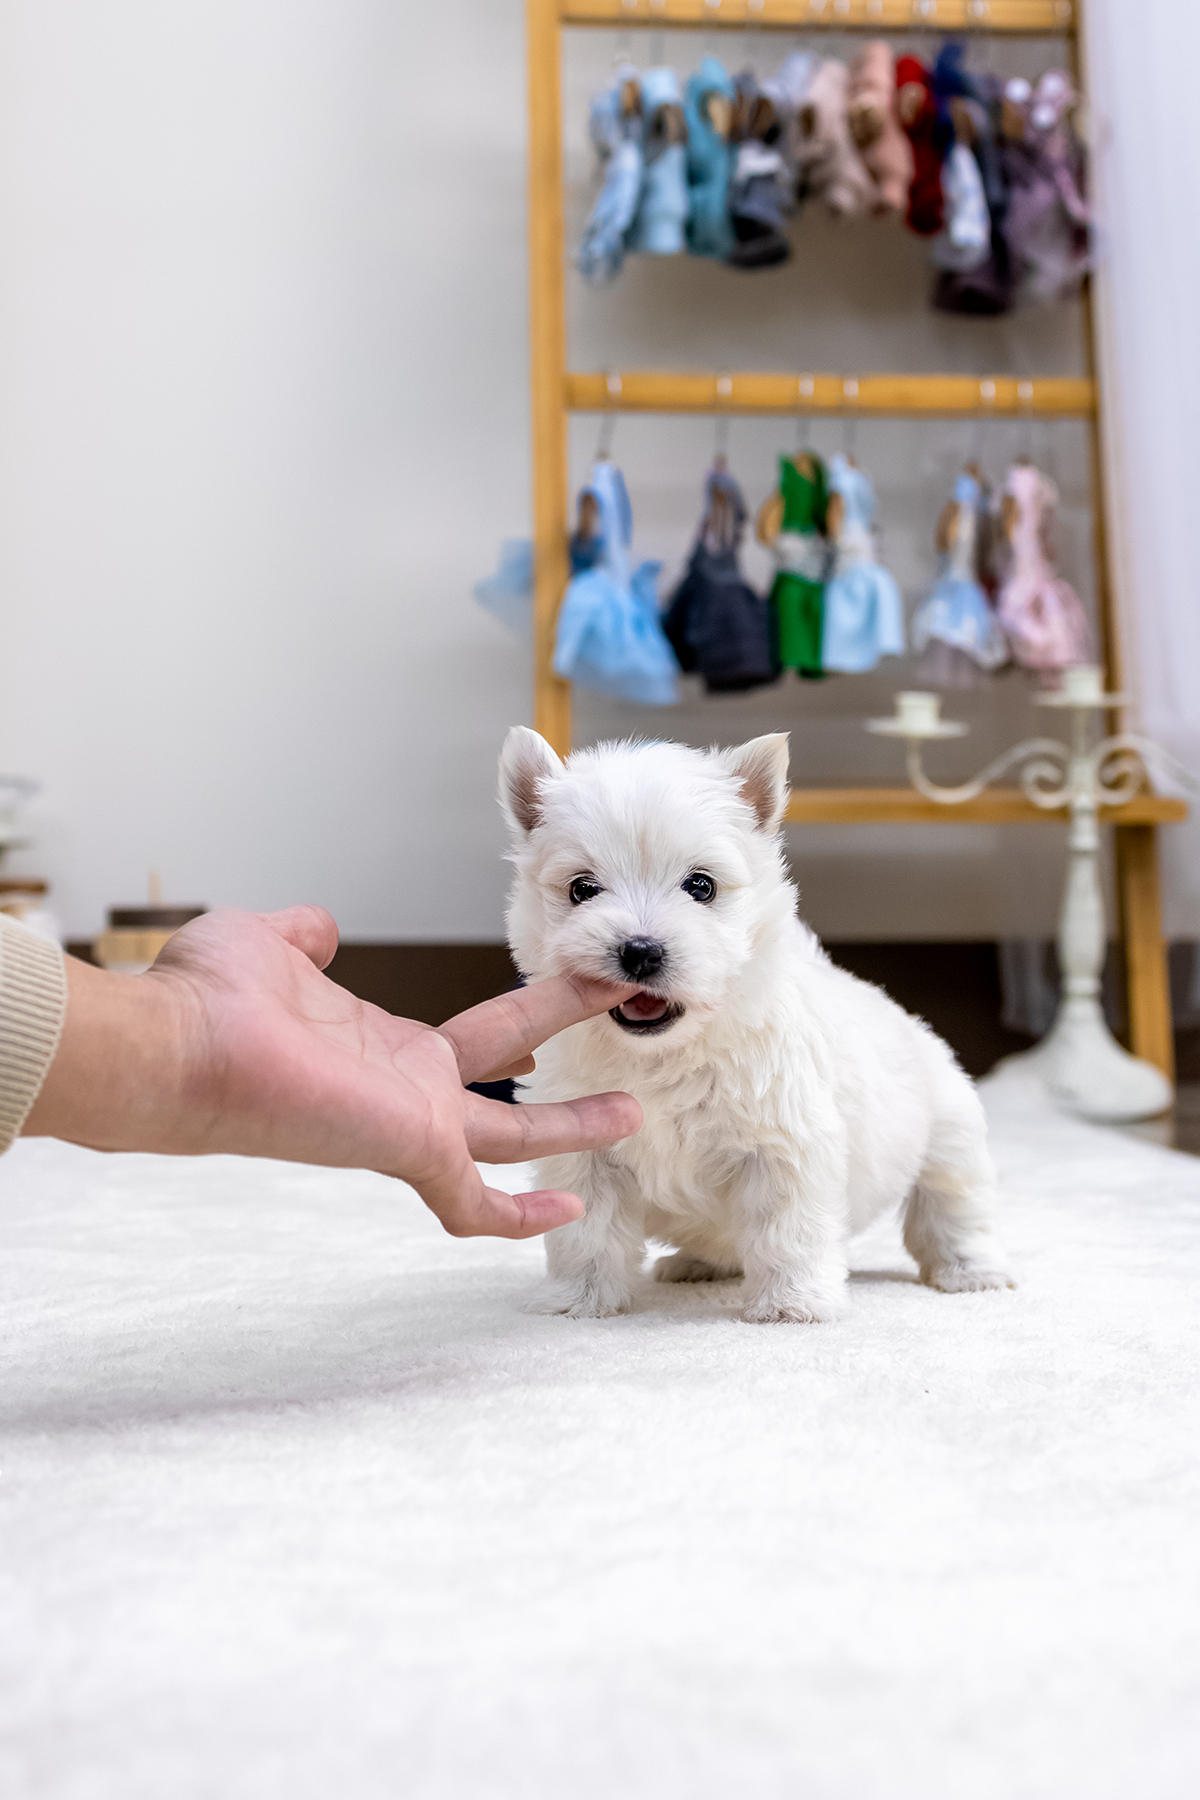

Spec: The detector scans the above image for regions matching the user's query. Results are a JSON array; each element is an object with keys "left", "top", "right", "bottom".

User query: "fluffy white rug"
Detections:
[{"left": 1, "top": 1066, "right": 1198, "bottom": 1800}]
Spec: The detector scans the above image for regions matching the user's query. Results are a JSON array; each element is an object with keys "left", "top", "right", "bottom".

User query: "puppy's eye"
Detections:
[
  {"left": 681, "top": 872, "right": 716, "bottom": 904},
  {"left": 568, "top": 876, "right": 602, "bottom": 905}
]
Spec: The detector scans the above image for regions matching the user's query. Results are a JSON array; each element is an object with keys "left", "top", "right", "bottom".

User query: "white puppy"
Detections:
[{"left": 500, "top": 727, "right": 1013, "bottom": 1323}]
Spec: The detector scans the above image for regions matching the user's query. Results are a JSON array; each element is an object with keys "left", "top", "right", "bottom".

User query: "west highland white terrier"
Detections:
[{"left": 500, "top": 728, "right": 1014, "bottom": 1323}]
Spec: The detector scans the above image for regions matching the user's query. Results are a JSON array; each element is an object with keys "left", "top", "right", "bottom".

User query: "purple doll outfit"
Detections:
[{"left": 1003, "top": 71, "right": 1090, "bottom": 304}]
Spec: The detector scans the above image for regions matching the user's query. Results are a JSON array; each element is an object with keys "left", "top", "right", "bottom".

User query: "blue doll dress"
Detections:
[
  {"left": 553, "top": 460, "right": 680, "bottom": 706},
  {"left": 820, "top": 454, "right": 906, "bottom": 673},
  {"left": 627, "top": 67, "right": 688, "bottom": 256},
  {"left": 684, "top": 56, "right": 734, "bottom": 259},
  {"left": 577, "top": 70, "right": 643, "bottom": 286},
  {"left": 473, "top": 539, "right": 532, "bottom": 638},
  {"left": 911, "top": 471, "right": 1008, "bottom": 674}
]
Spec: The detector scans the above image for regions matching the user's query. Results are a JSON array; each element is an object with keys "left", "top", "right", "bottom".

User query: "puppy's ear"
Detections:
[
  {"left": 499, "top": 726, "right": 564, "bottom": 836},
  {"left": 724, "top": 734, "right": 790, "bottom": 833}
]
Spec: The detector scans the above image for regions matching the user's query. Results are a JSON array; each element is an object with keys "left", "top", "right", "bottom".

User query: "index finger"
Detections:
[{"left": 437, "top": 974, "right": 636, "bottom": 1087}]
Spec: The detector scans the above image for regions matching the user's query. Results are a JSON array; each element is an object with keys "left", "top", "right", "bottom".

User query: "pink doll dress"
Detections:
[
  {"left": 996, "top": 463, "right": 1091, "bottom": 675},
  {"left": 793, "top": 59, "right": 875, "bottom": 218}
]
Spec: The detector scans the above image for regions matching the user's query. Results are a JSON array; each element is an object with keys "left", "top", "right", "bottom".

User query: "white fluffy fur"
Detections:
[{"left": 500, "top": 728, "right": 1014, "bottom": 1323}]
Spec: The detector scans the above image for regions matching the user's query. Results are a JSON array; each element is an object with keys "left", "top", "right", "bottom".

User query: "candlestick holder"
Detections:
[
  {"left": 0, "top": 776, "right": 38, "bottom": 863},
  {"left": 867, "top": 666, "right": 1175, "bottom": 1123}
]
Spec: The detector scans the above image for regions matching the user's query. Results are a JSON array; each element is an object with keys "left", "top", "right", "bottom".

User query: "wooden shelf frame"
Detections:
[
  {"left": 565, "top": 371, "right": 1094, "bottom": 416},
  {"left": 559, "top": 1, "right": 1076, "bottom": 35},
  {"left": 526, "top": 0, "right": 1181, "bottom": 1075},
  {"left": 784, "top": 790, "right": 1186, "bottom": 826}
]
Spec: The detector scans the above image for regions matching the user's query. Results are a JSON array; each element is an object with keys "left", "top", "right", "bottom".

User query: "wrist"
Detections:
[{"left": 22, "top": 955, "right": 199, "bottom": 1153}]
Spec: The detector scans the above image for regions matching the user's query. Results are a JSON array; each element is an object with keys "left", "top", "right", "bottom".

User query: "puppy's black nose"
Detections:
[{"left": 619, "top": 938, "right": 666, "bottom": 981}]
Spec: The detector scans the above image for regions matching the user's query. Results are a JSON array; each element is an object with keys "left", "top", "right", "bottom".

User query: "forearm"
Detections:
[
  {"left": 0, "top": 917, "right": 68, "bottom": 1151},
  {"left": 21, "top": 956, "right": 196, "bottom": 1154}
]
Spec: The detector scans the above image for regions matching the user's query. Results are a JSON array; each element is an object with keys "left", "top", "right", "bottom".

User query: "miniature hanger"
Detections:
[
  {"left": 595, "top": 410, "right": 619, "bottom": 462},
  {"left": 713, "top": 411, "right": 730, "bottom": 466}
]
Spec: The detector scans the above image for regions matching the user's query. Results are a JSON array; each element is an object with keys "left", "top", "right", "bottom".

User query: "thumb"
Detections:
[{"left": 259, "top": 905, "right": 340, "bottom": 971}]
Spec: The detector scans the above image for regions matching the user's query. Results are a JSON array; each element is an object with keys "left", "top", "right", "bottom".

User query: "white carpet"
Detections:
[{"left": 1, "top": 1067, "right": 1198, "bottom": 1800}]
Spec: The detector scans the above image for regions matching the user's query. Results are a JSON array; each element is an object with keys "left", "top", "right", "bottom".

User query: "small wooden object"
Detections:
[{"left": 94, "top": 875, "right": 206, "bottom": 971}]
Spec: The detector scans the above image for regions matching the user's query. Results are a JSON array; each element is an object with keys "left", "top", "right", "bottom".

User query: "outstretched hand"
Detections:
[{"left": 24, "top": 906, "right": 642, "bottom": 1239}]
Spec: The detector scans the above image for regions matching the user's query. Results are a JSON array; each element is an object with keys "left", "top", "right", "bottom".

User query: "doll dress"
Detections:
[
  {"left": 896, "top": 55, "right": 949, "bottom": 236},
  {"left": 684, "top": 56, "right": 734, "bottom": 259},
  {"left": 820, "top": 454, "right": 906, "bottom": 673},
  {"left": 768, "top": 453, "right": 829, "bottom": 679},
  {"left": 911, "top": 473, "right": 1008, "bottom": 671},
  {"left": 725, "top": 73, "right": 792, "bottom": 269},
  {"left": 576, "top": 73, "right": 643, "bottom": 286},
  {"left": 793, "top": 58, "right": 874, "bottom": 219},
  {"left": 1003, "top": 72, "right": 1089, "bottom": 304},
  {"left": 474, "top": 539, "right": 533, "bottom": 638},
  {"left": 664, "top": 467, "right": 775, "bottom": 693},
  {"left": 847, "top": 40, "right": 914, "bottom": 216},
  {"left": 553, "top": 459, "right": 680, "bottom": 706},
  {"left": 763, "top": 52, "right": 815, "bottom": 204},
  {"left": 627, "top": 67, "right": 688, "bottom": 257},
  {"left": 727, "top": 139, "right": 791, "bottom": 269},
  {"left": 996, "top": 463, "right": 1091, "bottom": 674},
  {"left": 930, "top": 143, "right": 991, "bottom": 272}
]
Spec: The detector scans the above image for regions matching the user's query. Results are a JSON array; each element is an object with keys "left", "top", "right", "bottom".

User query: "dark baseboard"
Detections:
[
  {"left": 321, "top": 940, "right": 1037, "bottom": 1079},
  {"left": 67, "top": 936, "right": 1200, "bottom": 1083},
  {"left": 323, "top": 942, "right": 518, "bottom": 1030}
]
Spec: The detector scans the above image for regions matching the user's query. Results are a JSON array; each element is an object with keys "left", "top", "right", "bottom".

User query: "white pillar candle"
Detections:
[
  {"left": 1062, "top": 664, "right": 1104, "bottom": 704},
  {"left": 895, "top": 691, "right": 943, "bottom": 734}
]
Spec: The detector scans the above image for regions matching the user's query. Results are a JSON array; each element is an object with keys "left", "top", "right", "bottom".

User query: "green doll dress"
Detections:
[{"left": 768, "top": 453, "right": 829, "bottom": 678}]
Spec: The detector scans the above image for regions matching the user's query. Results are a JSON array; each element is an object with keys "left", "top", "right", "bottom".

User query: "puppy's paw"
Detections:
[
  {"left": 742, "top": 1288, "right": 845, "bottom": 1325},
  {"left": 523, "top": 1277, "right": 630, "bottom": 1319},
  {"left": 921, "top": 1259, "right": 1016, "bottom": 1294},
  {"left": 654, "top": 1252, "right": 742, "bottom": 1284}
]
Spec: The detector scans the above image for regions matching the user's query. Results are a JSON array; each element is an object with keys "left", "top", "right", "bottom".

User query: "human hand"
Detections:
[{"left": 23, "top": 906, "right": 642, "bottom": 1239}]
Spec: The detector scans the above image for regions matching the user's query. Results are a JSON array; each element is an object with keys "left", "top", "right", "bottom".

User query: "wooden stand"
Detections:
[{"left": 525, "top": 0, "right": 1182, "bottom": 1076}]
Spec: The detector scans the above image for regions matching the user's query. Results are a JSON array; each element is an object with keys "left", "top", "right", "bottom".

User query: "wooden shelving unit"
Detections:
[{"left": 525, "top": 0, "right": 1181, "bottom": 1074}]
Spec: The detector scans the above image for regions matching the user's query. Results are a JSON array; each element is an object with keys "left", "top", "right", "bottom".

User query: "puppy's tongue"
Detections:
[{"left": 619, "top": 991, "right": 669, "bottom": 1022}]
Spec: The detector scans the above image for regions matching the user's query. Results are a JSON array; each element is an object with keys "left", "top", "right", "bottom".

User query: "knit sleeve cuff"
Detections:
[{"left": 0, "top": 916, "right": 68, "bottom": 1153}]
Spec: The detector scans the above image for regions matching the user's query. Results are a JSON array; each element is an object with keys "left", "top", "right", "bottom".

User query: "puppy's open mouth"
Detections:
[{"left": 609, "top": 991, "right": 684, "bottom": 1036}]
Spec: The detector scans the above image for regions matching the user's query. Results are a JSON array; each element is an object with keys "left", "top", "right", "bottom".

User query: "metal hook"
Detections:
[
  {"left": 744, "top": 0, "right": 766, "bottom": 73},
  {"left": 1017, "top": 381, "right": 1035, "bottom": 464},
  {"left": 968, "top": 407, "right": 994, "bottom": 471},
  {"left": 841, "top": 377, "right": 860, "bottom": 462},
  {"left": 970, "top": 379, "right": 997, "bottom": 473},
  {"left": 595, "top": 411, "right": 618, "bottom": 461}
]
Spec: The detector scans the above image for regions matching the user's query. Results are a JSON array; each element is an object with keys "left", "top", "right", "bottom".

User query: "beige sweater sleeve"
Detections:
[{"left": 0, "top": 914, "right": 68, "bottom": 1152}]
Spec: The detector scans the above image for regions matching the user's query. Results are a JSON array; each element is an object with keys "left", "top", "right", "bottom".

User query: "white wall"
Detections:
[
  {"left": 0, "top": 0, "right": 534, "bottom": 938},
  {"left": 0, "top": 1, "right": 1192, "bottom": 944},
  {"left": 1084, "top": 0, "right": 1200, "bottom": 940}
]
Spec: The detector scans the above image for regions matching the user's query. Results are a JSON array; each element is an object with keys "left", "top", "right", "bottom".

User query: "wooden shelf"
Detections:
[
  {"left": 559, "top": 0, "right": 1075, "bottom": 34},
  {"left": 565, "top": 371, "right": 1094, "bottom": 418},
  {"left": 528, "top": 0, "right": 1179, "bottom": 1077},
  {"left": 785, "top": 789, "right": 1189, "bottom": 826}
]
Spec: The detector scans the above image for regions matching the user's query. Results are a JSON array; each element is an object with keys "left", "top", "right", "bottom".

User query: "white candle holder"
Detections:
[
  {"left": 0, "top": 776, "right": 38, "bottom": 859},
  {"left": 866, "top": 669, "right": 1176, "bottom": 1124}
]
